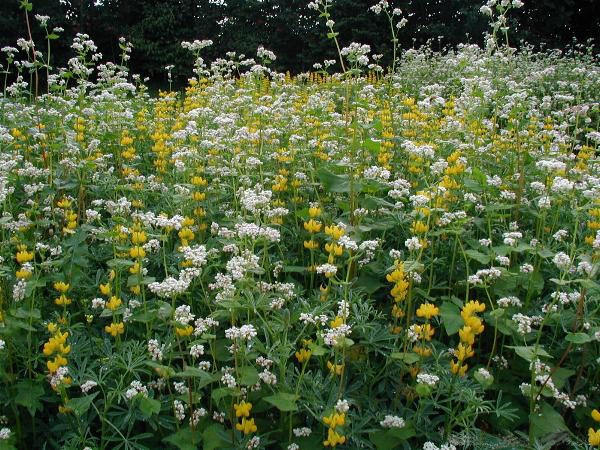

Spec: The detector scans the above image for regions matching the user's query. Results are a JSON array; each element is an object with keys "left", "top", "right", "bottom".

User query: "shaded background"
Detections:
[{"left": 1, "top": 0, "right": 598, "bottom": 88}]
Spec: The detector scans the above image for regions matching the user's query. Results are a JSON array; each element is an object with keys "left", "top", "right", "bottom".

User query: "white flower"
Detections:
[
  {"left": 416, "top": 373, "right": 439, "bottom": 386},
  {"left": 380, "top": 415, "right": 405, "bottom": 428}
]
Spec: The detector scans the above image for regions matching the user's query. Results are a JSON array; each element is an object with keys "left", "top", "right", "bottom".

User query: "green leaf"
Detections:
[
  {"left": 529, "top": 402, "right": 568, "bottom": 440},
  {"left": 66, "top": 393, "right": 98, "bottom": 417},
  {"left": 239, "top": 366, "right": 259, "bottom": 386},
  {"left": 565, "top": 332, "right": 592, "bottom": 344},
  {"left": 137, "top": 397, "right": 161, "bottom": 418},
  {"left": 163, "top": 427, "right": 202, "bottom": 450},
  {"left": 369, "top": 424, "right": 416, "bottom": 449},
  {"left": 390, "top": 352, "right": 420, "bottom": 364},
  {"left": 317, "top": 168, "right": 356, "bottom": 193},
  {"left": 47, "top": 33, "right": 60, "bottom": 40},
  {"left": 173, "top": 368, "right": 214, "bottom": 388},
  {"left": 439, "top": 301, "right": 463, "bottom": 335},
  {"left": 263, "top": 392, "right": 299, "bottom": 412},
  {"left": 507, "top": 346, "right": 552, "bottom": 362},
  {"left": 465, "top": 249, "right": 491, "bottom": 264},
  {"left": 202, "top": 424, "right": 231, "bottom": 450},
  {"left": 15, "top": 380, "right": 44, "bottom": 416},
  {"left": 308, "top": 343, "right": 327, "bottom": 356}
]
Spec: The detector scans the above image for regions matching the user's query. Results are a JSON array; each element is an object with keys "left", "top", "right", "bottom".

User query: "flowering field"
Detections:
[{"left": 1, "top": 4, "right": 600, "bottom": 450}]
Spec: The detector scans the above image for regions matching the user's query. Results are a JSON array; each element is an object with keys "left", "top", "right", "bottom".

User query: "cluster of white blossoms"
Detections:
[
  {"left": 416, "top": 373, "right": 440, "bottom": 387},
  {"left": 380, "top": 415, "right": 405, "bottom": 428},
  {"left": 234, "top": 222, "right": 280, "bottom": 242},
  {"left": 323, "top": 324, "right": 352, "bottom": 346},
  {"left": 225, "top": 324, "right": 257, "bottom": 341},
  {"left": 147, "top": 339, "right": 164, "bottom": 361},
  {"left": 125, "top": 380, "right": 148, "bottom": 400}
]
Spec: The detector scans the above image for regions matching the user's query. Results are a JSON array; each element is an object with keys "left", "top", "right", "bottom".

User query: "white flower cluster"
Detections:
[
  {"left": 234, "top": 222, "right": 280, "bottom": 242},
  {"left": 239, "top": 186, "right": 272, "bottom": 213},
  {"left": 147, "top": 339, "right": 164, "bottom": 361},
  {"left": 497, "top": 296, "right": 522, "bottom": 308},
  {"left": 80, "top": 380, "right": 98, "bottom": 394},
  {"left": 292, "top": 427, "right": 312, "bottom": 437},
  {"left": 225, "top": 324, "right": 257, "bottom": 341},
  {"left": 423, "top": 443, "right": 456, "bottom": 450},
  {"left": 125, "top": 380, "right": 148, "bottom": 400},
  {"left": 467, "top": 267, "right": 502, "bottom": 285},
  {"left": 380, "top": 415, "right": 405, "bottom": 428},
  {"left": 511, "top": 313, "right": 542, "bottom": 335},
  {"left": 299, "top": 313, "right": 329, "bottom": 326},
  {"left": 363, "top": 165, "right": 391, "bottom": 181},
  {"left": 323, "top": 324, "right": 352, "bottom": 346},
  {"left": 180, "top": 244, "right": 208, "bottom": 267},
  {"left": 416, "top": 373, "right": 439, "bottom": 386},
  {"left": 316, "top": 263, "right": 337, "bottom": 276},
  {"left": 552, "top": 252, "right": 572, "bottom": 271},
  {"left": 226, "top": 251, "right": 260, "bottom": 280}
]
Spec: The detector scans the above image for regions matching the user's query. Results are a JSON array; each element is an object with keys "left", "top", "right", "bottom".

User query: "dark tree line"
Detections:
[{"left": 1, "top": 0, "right": 598, "bottom": 87}]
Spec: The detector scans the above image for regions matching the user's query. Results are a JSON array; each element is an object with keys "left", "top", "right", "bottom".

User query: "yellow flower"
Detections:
[
  {"left": 323, "top": 428, "right": 346, "bottom": 447},
  {"left": 303, "top": 219, "right": 322, "bottom": 234},
  {"left": 416, "top": 303, "right": 439, "bottom": 320},
  {"left": 329, "top": 316, "right": 344, "bottom": 328},
  {"left": 233, "top": 401, "right": 252, "bottom": 418},
  {"left": 450, "top": 359, "right": 468, "bottom": 377},
  {"left": 303, "top": 240, "right": 319, "bottom": 250},
  {"left": 323, "top": 412, "right": 345, "bottom": 429},
  {"left": 410, "top": 220, "right": 429, "bottom": 234},
  {"left": 99, "top": 283, "right": 111, "bottom": 295},
  {"left": 131, "top": 231, "right": 147, "bottom": 244},
  {"left": 105, "top": 322, "right": 125, "bottom": 337},
  {"left": 295, "top": 348, "right": 312, "bottom": 363},
  {"left": 16, "top": 249, "right": 34, "bottom": 264},
  {"left": 235, "top": 417, "right": 257, "bottom": 435},
  {"left": 458, "top": 326, "right": 476, "bottom": 346},
  {"left": 589, "top": 428, "right": 600, "bottom": 446},
  {"left": 593, "top": 409, "right": 600, "bottom": 423},
  {"left": 105, "top": 296, "right": 122, "bottom": 311},
  {"left": 327, "top": 361, "right": 344, "bottom": 376},
  {"left": 130, "top": 246, "right": 146, "bottom": 259},
  {"left": 324, "top": 242, "right": 343, "bottom": 256},
  {"left": 56, "top": 198, "right": 72, "bottom": 209},
  {"left": 175, "top": 325, "right": 193, "bottom": 337},
  {"left": 16, "top": 268, "right": 32, "bottom": 279},
  {"left": 308, "top": 206, "right": 321, "bottom": 217},
  {"left": 55, "top": 295, "right": 72, "bottom": 306},
  {"left": 324, "top": 225, "right": 345, "bottom": 240},
  {"left": 178, "top": 227, "right": 195, "bottom": 243},
  {"left": 54, "top": 281, "right": 70, "bottom": 293}
]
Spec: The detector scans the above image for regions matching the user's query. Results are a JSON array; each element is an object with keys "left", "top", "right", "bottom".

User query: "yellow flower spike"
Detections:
[
  {"left": 16, "top": 268, "right": 32, "bottom": 279},
  {"left": 323, "top": 428, "right": 346, "bottom": 447},
  {"left": 47, "top": 322, "right": 58, "bottom": 333},
  {"left": 178, "top": 227, "right": 195, "bottom": 243},
  {"left": 235, "top": 417, "right": 257, "bottom": 435},
  {"left": 233, "top": 401, "right": 253, "bottom": 418},
  {"left": 99, "top": 283, "right": 111, "bottom": 295},
  {"left": 324, "top": 242, "right": 343, "bottom": 256},
  {"left": 308, "top": 206, "right": 321, "bottom": 217},
  {"left": 54, "top": 295, "right": 72, "bottom": 306},
  {"left": 105, "top": 322, "right": 125, "bottom": 337},
  {"left": 327, "top": 361, "right": 344, "bottom": 376},
  {"left": 108, "top": 270, "right": 116, "bottom": 281},
  {"left": 410, "top": 220, "right": 429, "bottom": 234},
  {"left": 329, "top": 316, "right": 344, "bottom": 328},
  {"left": 130, "top": 285, "right": 141, "bottom": 295},
  {"left": 105, "top": 296, "right": 122, "bottom": 311},
  {"left": 130, "top": 246, "right": 146, "bottom": 259},
  {"left": 592, "top": 409, "right": 600, "bottom": 423},
  {"left": 416, "top": 303, "right": 439, "bottom": 320},
  {"left": 16, "top": 249, "right": 34, "bottom": 264},
  {"left": 295, "top": 348, "right": 312, "bottom": 363},
  {"left": 588, "top": 428, "right": 600, "bottom": 446},
  {"left": 458, "top": 325, "right": 475, "bottom": 345},
  {"left": 303, "top": 219, "right": 322, "bottom": 234},
  {"left": 131, "top": 231, "right": 147, "bottom": 244},
  {"left": 303, "top": 240, "right": 319, "bottom": 250},
  {"left": 56, "top": 198, "right": 72, "bottom": 209},
  {"left": 175, "top": 325, "right": 193, "bottom": 337},
  {"left": 53, "top": 281, "right": 70, "bottom": 293},
  {"left": 324, "top": 225, "right": 345, "bottom": 240}
]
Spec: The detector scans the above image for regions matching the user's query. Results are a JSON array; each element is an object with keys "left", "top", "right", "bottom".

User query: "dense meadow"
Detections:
[{"left": 1, "top": 6, "right": 600, "bottom": 450}]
